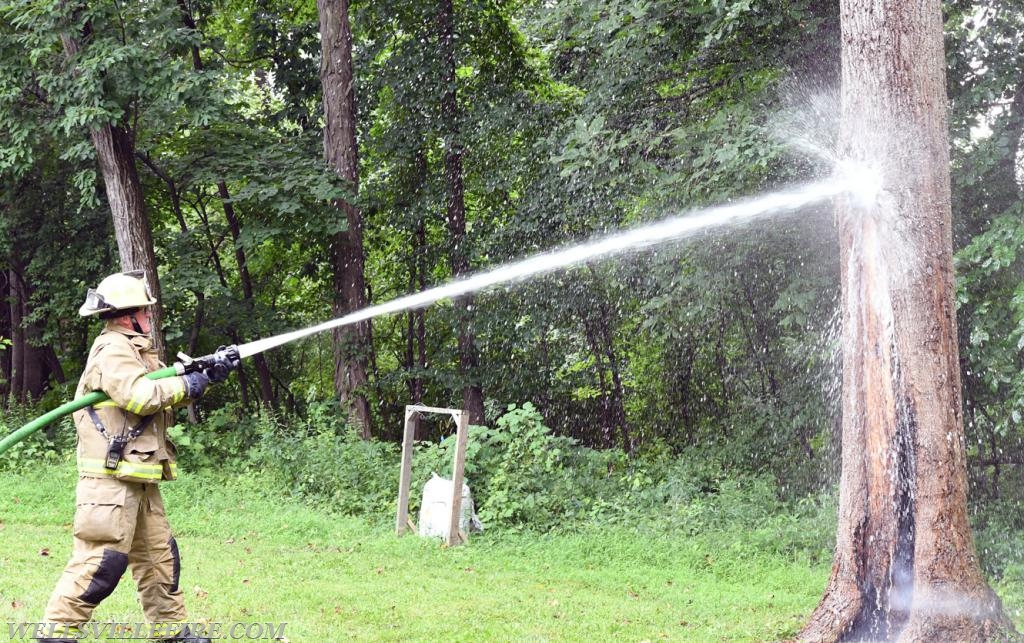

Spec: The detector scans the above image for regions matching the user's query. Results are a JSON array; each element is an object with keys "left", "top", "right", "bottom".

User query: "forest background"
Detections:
[{"left": 0, "top": 0, "right": 1022, "bottom": 618}]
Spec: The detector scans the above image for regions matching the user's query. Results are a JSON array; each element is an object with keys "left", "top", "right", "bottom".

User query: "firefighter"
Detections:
[{"left": 37, "top": 271, "right": 238, "bottom": 643}]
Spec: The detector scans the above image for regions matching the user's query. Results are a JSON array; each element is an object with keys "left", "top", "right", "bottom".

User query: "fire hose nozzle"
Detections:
[{"left": 174, "top": 344, "right": 241, "bottom": 375}]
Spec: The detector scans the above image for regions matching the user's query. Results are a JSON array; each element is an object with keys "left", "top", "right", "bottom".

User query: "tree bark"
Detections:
[
  {"left": 319, "top": 0, "right": 374, "bottom": 439},
  {"left": 59, "top": 26, "right": 165, "bottom": 358},
  {"left": 8, "top": 267, "right": 25, "bottom": 404},
  {"left": 5, "top": 264, "right": 61, "bottom": 403},
  {"left": 799, "top": 1, "right": 1016, "bottom": 640},
  {"left": 217, "top": 182, "right": 276, "bottom": 408},
  {"left": 0, "top": 271, "right": 10, "bottom": 406},
  {"left": 438, "top": 0, "right": 485, "bottom": 425},
  {"left": 405, "top": 216, "right": 428, "bottom": 405}
]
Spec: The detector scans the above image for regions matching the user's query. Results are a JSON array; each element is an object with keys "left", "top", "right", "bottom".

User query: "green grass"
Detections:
[
  {"left": 1, "top": 461, "right": 830, "bottom": 641},
  {"left": 3, "top": 462, "right": 1022, "bottom": 641}
]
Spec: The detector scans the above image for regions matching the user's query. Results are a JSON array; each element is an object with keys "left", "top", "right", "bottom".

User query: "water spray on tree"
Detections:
[{"left": 0, "top": 167, "right": 879, "bottom": 458}]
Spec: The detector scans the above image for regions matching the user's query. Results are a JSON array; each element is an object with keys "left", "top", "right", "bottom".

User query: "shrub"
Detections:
[
  {"left": 411, "top": 402, "right": 620, "bottom": 532},
  {"left": 972, "top": 496, "right": 1024, "bottom": 579},
  {"left": 245, "top": 401, "right": 399, "bottom": 520},
  {"left": 0, "top": 402, "right": 77, "bottom": 471}
]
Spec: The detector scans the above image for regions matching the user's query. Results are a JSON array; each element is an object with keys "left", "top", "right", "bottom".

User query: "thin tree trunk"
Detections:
[
  {"left": 23, "top": 323, "right": 61, "bottom": 399},
  {"left": 581, "top": 319, "right": 612, "bottom": 447},
  {"left": 217, "top": 182, "right": 276, "bottom": 407},
  {"left": 175, "top": 0, "right": 276, "bottom": 409},
  {"left": 319, "top": 0, "right": 374, "bottom": 439},
  {"left": 9, "top": 267, "right": 25, "bottom": 404},
  {"left": 138, "top": 154, "right": 202, "bottom": 424},
  {"left": 405, "top": 217, "right": 428, "bottom": 404},
  {"left": 413, "top": 152, "right": 429, "bottom": 405},
  {"left": 800, "top": 1, "right": 1015, "bottom": 640},
  {"left": 438, "top": 0, "right": 484, "bottom": 424},
  {"left": 605, "top": 343, "right": 631, "bottom": 454},
  {"left": 3, "top": 263, "right": 57, "bottom": 402},
  {"left": 0, "top": 271, "right": 10, "bottom": 406},
  {"left": 194, "top": 202, "right": 253, "bottom": 411},
  {"left": 987, "top": 81, "right": 1024, "bottom": 214},
  {"left": 588, "top": 281, "right": 632, "bottom": 454}
]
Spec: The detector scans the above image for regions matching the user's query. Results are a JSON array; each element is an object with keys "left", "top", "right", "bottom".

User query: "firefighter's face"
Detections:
[
  {"left": 115, "top": 307, "right": 153, "bottom": 335},
  {"left": 132, "top": 308, "right": 154, "bottom": 334}
]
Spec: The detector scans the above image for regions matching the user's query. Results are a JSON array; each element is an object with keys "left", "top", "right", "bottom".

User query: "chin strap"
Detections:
[{"left": 129, "top": 314, "right": 145, "bottom": 335}]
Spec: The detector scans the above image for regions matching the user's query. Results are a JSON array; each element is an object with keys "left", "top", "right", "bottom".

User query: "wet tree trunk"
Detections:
[
  {"left": 59, "top": 25, "right": 165, "bottom": 359},
  {"left": 799, "top": 1, "right": 1016, "bottom": 640},
  {"left": 580, "top": 283, "right": 632, "bottom": 454},
  {"left": 319, "top": 0, "right": 374, "bottom": 439},
  {"left": 438, "top": 0, "right": 485, "bottom": 425}
]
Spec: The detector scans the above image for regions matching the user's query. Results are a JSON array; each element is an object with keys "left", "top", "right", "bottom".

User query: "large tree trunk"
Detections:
[
  {"left": 92, "top": 125, "right": 165, "bottom": 358},
  {"left": 438, "top": 0, "right": 485, "bottom": 425},
  {"left": 799, "top": 2, "right": 1016, "bottom": 640},
  {"left": 319, "top": 0, "right": 374, "bottom": 439},
  {"left": 59, "top": 28, "right": 165, "bottom": 358}
]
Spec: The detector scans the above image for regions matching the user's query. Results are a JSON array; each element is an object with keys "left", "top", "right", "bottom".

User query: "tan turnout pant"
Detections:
[{"left": 44, "top": 476, "right": 187, "bottom": 626}]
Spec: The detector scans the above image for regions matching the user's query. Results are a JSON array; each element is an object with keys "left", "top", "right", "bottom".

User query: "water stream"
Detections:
[{"left": 238, "top": 173, "right": 876, "bottom": 360}]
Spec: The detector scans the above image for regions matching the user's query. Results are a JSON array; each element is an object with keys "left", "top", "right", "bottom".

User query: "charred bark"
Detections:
[
  {"left": 800, "top": 1, "right": 1016, "bottom": 640},
  {"left": 319, "top": 0, "right": 374, "bottom": 439}
]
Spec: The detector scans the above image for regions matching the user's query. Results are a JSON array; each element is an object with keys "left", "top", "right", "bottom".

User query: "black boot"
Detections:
[
  {"left": 161, "top": 625, "right": 212, "bottom": 643},
  {"left": 35, "top": 626, "right": 80, "bottom": 643}
]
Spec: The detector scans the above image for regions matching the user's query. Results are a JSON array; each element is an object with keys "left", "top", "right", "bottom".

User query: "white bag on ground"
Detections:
[{"left": 418, "top": 472, "right": 483, "bottom": 539}]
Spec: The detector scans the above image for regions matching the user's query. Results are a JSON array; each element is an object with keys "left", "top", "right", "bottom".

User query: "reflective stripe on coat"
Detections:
[{"left": 72, "top": 324, "right": 187, "bottom": 483}]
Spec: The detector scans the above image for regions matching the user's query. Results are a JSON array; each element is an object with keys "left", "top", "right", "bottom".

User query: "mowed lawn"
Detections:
[{"left": 0, "top": 462, "right": 839, "bottom": 641}]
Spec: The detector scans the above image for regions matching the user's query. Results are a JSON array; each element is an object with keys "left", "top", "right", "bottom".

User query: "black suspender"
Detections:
[{"left": 85, "top": 406, "right": 156, "bottom": 470}]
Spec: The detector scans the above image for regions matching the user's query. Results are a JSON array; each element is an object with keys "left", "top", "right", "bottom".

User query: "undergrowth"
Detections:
[{"left": 2, "top": 398, "right": 1021, "bottom": 582}]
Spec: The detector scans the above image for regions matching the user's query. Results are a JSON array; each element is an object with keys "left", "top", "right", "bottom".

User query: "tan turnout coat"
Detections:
[{"left": 72, "top": 324, "right": 188, "bottom": 482}]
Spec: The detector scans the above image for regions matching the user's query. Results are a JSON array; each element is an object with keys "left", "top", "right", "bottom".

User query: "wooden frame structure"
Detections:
[{"left": 395, "top": 405, "right": 470, "bottom": 546}]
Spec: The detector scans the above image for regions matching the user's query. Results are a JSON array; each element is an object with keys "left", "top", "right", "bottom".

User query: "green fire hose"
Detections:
[
  {"left": 0, "top": 346, "right": 239, "bottom": 458},
  {"left": 0, "top": 366, "right": 177, "bottom": 457}
]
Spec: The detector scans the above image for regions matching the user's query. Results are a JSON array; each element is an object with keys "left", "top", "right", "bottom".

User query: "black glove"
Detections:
[
  {"left": 205, "top": 345, "right": 241, "bottom": 383},
  {"left": 205, "top": 362, "right": 230, "bottom": 383},
  {"left": 183, "top": 370, "right": 210, "bottom": 399}
]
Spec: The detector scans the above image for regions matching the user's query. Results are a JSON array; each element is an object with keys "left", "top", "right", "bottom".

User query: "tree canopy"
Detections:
[{"left": 0, "top": 0, "right": 1021, "bottom": 512}]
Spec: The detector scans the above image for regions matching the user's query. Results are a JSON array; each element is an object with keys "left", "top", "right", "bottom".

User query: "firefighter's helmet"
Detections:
[{"left": 79, "top": 270, "right": 157, "bottom": 317}]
